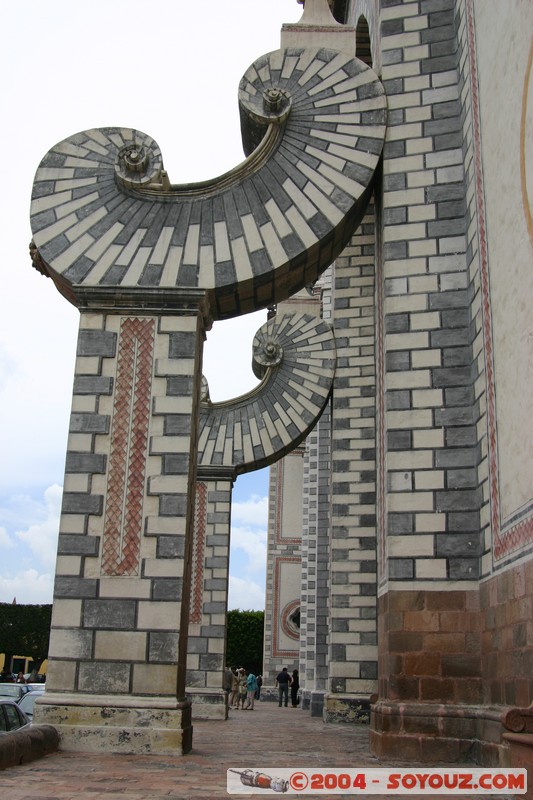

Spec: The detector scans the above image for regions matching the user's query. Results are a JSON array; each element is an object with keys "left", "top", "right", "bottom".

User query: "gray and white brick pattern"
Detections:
[{"left": 30, "top": 48, "right": 386, "bottom": 321}]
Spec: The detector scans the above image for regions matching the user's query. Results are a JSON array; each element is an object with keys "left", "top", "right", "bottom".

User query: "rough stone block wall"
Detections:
[
  {"left": 480, "top": 562, "right": 533, "bottom": 709},
  {"left": 377, "top": 589, "right": 482, "bottom": 706}
]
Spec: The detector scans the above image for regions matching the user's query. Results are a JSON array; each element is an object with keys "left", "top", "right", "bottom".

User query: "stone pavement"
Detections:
[{"left": 1, "top": 701, "right": 515, "bottom": 799}]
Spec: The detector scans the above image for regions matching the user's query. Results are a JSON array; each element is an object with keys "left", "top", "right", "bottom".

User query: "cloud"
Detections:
[
  {"left": 203, "top": 312, "right": 266, "bottom": 402},
  {"left": 0, "top": 484, "right": 62, "bottom": 604},
  {"left": 0, "top": 527, "right": 15, "bottom": 550},
  {"left": 230, "top": 494, "right": 268, "bottom": 577},
  {"left": 0, "top": 569, "right": 54, "bottom": 606},
  {"left": 15, "top": 484, "right": 62, "bottom": 572},
  {"left": 230, "top": 524, "right": 267, "bottom": 574},
  {"left": 228, "top": 575, "right": 265, "bottom": 612},
  {"left": 232, "top": 495, "right": 269, "bottom": 527}
]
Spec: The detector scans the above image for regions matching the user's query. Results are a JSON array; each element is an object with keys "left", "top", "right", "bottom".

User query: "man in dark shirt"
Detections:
[{"left": 275, "top": 667, "right": 292, "bottom": 707}]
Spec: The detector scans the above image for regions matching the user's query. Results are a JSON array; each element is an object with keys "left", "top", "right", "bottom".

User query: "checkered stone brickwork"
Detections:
[
  {"left": 198, "top": 311, "right": 336, "bottom": 473},
  {"left": 30, "top": 48, "right": 386, "bottom": 321}
]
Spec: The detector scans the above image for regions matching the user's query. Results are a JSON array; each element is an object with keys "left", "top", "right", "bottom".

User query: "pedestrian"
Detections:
[
  {"left": 245, "top": 671, "right": 258, "bottom": 710},
  {"left": 255, "top": 674, "right": 263, "bottom": 700},
  {"left": 229, "top": 666, "right": 239, "bottom": 708},
  {"left": 291, "top": 669, "right": 299, "bottom": 707},
  {"left": 275, "top": 667, "right": 292, "bottom": 707},
  {"left": 236, "top": 669, "right": 248, "bottom": 709}
]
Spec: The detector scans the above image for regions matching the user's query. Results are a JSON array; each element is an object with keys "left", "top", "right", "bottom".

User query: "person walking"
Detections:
[
  {"left": 275, "top": 667, "right": 292, "bottom": 707},
  {"left": 244, "top": 671, "right": 258, "bottom": 710},
  {"left": 236, "top": 669, "right": 248, "bottom": 709},
  {"left": 228, "top": 667, "right": 239, "bottom": 709},
  {"left": 290, "top": 669, "right": 300, "bottom": 707}
]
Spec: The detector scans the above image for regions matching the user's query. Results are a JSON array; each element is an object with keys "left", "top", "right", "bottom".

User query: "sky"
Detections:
[{"left": 0, "top": 0, "right": 303, "bottom": 611}]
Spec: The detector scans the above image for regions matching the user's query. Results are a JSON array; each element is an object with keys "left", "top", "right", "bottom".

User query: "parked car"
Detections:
[
  {"left": 17, "top": 688, "right": 45, "bottom": 721},
  {"left": 0, "top": 698, "right": 30, "bottom": 733},
  {"left": 0, "top": 684, "right": 31, "bottom": 701}
]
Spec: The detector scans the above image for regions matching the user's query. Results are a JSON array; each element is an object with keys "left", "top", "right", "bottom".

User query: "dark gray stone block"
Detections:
[
  {"left": 69, "top": 413, "right": 109, "bottom": 434},
  {"left": 73, "top": 376, "right": 113, "bottom": 395},
  {"left": 149, "top": 632, "right": 180, "bottom": 662},
  {"left": 435, "top": 533, "right": 482, "bottom": 556},
  {"left": 159, "top": 494, "right": 188, "bottom": 516},
  {"left": 168, "top": 332, "right": 196, "bottom": 359},
  {"left": 61, "top": 493, "right": 103, "bottom": 516},
  {"left": 152, "top": 579, "right": 183, "bottom": 601},
  {"left": 388, "top": 513, "right": 414, "bottom": 534},
  {"left": 155, "top": 535, "right": 185, "bottom": 558},
  {"left": 77, "top": 330, "right": 117, "bottom": 358},
  {"left": 389, "top": 559, "right": 414, "bottom": 579},
  {"left": 448, "top": 558, "right": 480, "bottom": 580},
  {"left": 65, "top": 453, "right": 106, "bottom": 474},
  {"left": 78, "top": 662, "right": 131, "bottom": 694},
  {"left": 436, "top": 488, "right": 481, "bottom": 511},
  {"left": 57, "top": 534, "right": 99, "bottom": 557},
  {"left": 84, "top": 599, "right": 136, "bottom": 629}
]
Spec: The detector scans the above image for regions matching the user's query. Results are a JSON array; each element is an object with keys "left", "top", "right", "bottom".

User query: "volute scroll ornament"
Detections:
[
  {"left": 30, "top": 47, "right": 386, "bottom": 321},
  {"left": 198, "top": 311, "right": 336, "bottom": 476}
]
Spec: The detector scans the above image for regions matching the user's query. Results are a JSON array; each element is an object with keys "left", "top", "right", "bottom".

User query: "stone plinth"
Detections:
[
  {"left": 324, "top": 693, "right": 372, "bottom": 725},
  {"left": 33, "top": 693, "right": 192, "bottom": 754},
  {"left": 502, "top": 733, "right": 533, "bottom": 800},
  {"left": 187, "top": 688, "right": 228, "bottom": 720}
]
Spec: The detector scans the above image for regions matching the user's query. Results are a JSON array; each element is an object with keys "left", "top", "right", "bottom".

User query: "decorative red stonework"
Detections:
[
  {"left": 373, "top": 564, "right": 533, "bottom": 762},
  {"left": 280, "top": 599, "right": 300, "bottom": 641},
  {"left": 480, "top": 561, "right": 533, "bottom": 708},
  {"left": 190, "top": 482, "right": 207, "bottom": 624},
  {"left": 101, "top": 318, "right": 155, "bottom": 577},
  {"left": 376, "top": 589, "right": 482, "bottom": 707}
]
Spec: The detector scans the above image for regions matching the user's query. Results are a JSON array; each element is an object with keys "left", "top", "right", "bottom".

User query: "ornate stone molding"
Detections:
[
  {"left": 198, "top": 311, "right": 336, "bottom": 474},
  {"left": 30, "top": 48, "right": 386, "bottom": 321}
]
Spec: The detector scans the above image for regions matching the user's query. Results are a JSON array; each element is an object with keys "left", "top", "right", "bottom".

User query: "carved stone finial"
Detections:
[{"left": 296, "top": 0, "right": 337, "bottom": 24}]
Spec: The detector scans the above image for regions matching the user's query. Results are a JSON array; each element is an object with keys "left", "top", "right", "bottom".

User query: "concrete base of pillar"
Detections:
[
  {"left": 502, "top": 733, "right": 533, "bottom": 799},
  {"left": 301, "top": 690, "right": 326, "bottom": 716},
  {"left": 187, "top": 688, "right": 228, "bottom": 719},
  {"left": 371, "top": 701, "right": 511, "bottom": 764},
  {"left": 300, "top": 689, "right": 311, "bottom": 711},
  {"left": 310, "top": 690, "right": 326, "bottom": 717},
  {"left": 323, "top": 693, "right": 372, "bottom": 724},
  {"left": 32, "top": 693, "right": 192, "bottom": 755}
]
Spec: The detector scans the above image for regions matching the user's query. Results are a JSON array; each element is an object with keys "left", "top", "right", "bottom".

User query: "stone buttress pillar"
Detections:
[
  {"left": 37, "top": 291, "right": 207, "bottom": 753},
  {"left": 186, "top": 473, "right": 233, "bottom": 719}
]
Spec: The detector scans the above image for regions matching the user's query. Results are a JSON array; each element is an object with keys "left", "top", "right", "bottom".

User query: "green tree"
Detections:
[
  {"left": 226, "top": 609, "right": 264, "bottom": 675},
  {"left": 0, "top": 603, "right": 52, "bottom": 676}
]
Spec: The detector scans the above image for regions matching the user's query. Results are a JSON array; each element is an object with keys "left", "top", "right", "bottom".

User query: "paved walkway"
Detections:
[{"left": 1, "top": 701, "right": 515, "bottom": 799}]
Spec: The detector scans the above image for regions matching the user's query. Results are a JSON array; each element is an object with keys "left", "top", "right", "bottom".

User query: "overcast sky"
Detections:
[{"left": 0, "top": 0, "right": 303, "bottom": 610}]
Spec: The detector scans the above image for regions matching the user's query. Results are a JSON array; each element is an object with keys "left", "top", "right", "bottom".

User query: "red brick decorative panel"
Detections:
[
  {"left": 101, "top": 318, "right": 155, "bottom": 576},
  {"left": 190, "top": 482, "right": 207, "bottom": 624}
]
